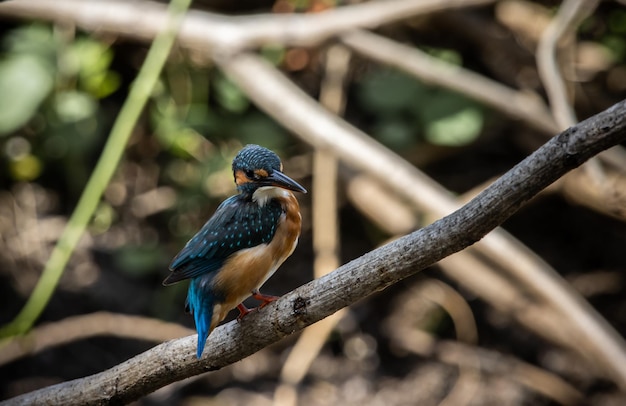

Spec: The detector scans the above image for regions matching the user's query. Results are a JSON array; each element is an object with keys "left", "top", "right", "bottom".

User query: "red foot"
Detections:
[
  {"left": 236, "top": 291, "right": 280, "bottom": 322},
  {"left": 252, "top": 290, "right": 279, "bottom": 308},
  {"left": 237, "top": 303, "right": 252, "bottom": 321}
]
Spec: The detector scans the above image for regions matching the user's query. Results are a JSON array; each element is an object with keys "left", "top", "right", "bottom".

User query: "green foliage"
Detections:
[
  {"left": 90, "top": 202, "right": 117, "bottom": 235},
  {"left": 0, "top": 26, "right": 54, "bottom": 136},
  {"left": 150, "top": 61, "right": 291, "bottom": 204},
  {"left": 114, "top": 244, "right": 169, "bottom": 278},
  {"left": 357, "top": 69, "right": 423, "bottom": 116},
  {"left": 53, "top": 91, "right": 98, "bottom": 123},
  {"left": 66, "top": 38, "right": 120, "bottom": 98},
  {"left": 0, "top": 0, "right": 193, "bottom": 338},
  {"left": 152, "top": 93, "right": 210, "bottom": 158},
  {"left": 237, "top": 112, "right": 289, "bottom": 149},
  {"left": 260, "top": 44, "right": 286, "bottom": 66},
  {"left": 603, "top": 35, "right": 626, "bottom": 61},
  {"left": 355, "top": 64, "right": 484, "bottom": 150},
  {"left": 583, "top": 10, "right": 626, "bottom": 62},
  {"left": 214, "top": 71, "right": 250, "bottom": 114},
  {"left": 0, "top": 24, "right": 122, "bottom": 185},
  {"left": 9, "top": 150, "right": 42, "bottom": 181},
  {"left": 608, "top": 9, "right": 626, "bottom": 34},
  {"left": 0, "top": 25, "right": 120, "bottom": 127},
  {"left": 423, "top": 47, "right": 463, "bottom": 66},
  {"left": 419, "top": 91, "right": 483, "bottom": 147},
  {"left": 371, "top": 119, "right": 414, "bottom": 151}
]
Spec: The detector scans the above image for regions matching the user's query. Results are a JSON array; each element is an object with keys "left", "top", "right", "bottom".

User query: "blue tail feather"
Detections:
[{"left": 187, "top": 277, "right": 216, "bottom": 358}]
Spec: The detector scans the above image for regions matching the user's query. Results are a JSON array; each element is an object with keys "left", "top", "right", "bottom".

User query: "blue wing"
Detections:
[{"left": 162, "top": 195, "right": 283, "bottom": 285}]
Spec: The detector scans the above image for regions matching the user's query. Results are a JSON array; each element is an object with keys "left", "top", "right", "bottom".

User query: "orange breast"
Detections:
[{"left": 209, "top": 192, "right": 302, "bottom": 329}]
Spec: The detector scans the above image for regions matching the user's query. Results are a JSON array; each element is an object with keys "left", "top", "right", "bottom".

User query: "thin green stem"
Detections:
[{"left": 0, "top": 0, "right": 192, "bottom": 338}]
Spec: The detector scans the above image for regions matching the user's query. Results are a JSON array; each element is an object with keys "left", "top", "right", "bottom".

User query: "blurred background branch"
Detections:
[{"left": 0, "top": 0, "right": 496, "bottom": 51}]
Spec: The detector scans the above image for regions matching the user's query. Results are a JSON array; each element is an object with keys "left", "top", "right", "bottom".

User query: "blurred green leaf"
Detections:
[
  {"left": 425, "top": 107, "right": 483, "bottom": 146},
  {"left": 425, "top": 48, "right": 462, "bottom": 65},
  {"left": 356, "top": 70, "right": 422, "bottom": 115},
  {"left": 186, "top": 103, "right": 214, "bottom": 129},
  {"left": 66, "top": 38, "right": 120, "bottom": 98},
  {"left": 417, "top": 90, "right": 483, "bottom": 147},
  {"left": 357, "top": 67, "right": 484, "bottom": 148},
  {"left": 603, "top": 34, "right": 626, "bottom": 61},
  {"left": 3, "top": 24, "right": 57, "bottom": 59},
  {"left": 372, "top": 119, "right": 416, "bottom": 150},
  {"left": 261, "top": 44, "right": 286, "bottom": 66},
  {"left": 609, "top": 9, "right": 626, "bottom": 34},
  {"left": 90, "top": 202, "right": 116, "bottom": 234},
  {"left": 68, "top": 39, "right": 112, "bottom": 76},
  {"left": 237, "top": 112, "right": 288, "bottom": 150},
  {"left": 9, "top": 153, "right": 43, "bottom": 181},
  {"left": 152, "top": 97, "right": 208, "bottom": 158},
  {"left": 114, "top": 245, "right": 168, "bottom": 277},
  {"left": 54, "top": 91, "right": 98, "bottom": 123},
  {"left": 0, "top": 54, "right": 53, "bottom": 135},
  {"left": 152, "top": 96, "right": 179, "bottom": 148},
  {"left": 87, "top": 71, "right": 121, "bottom": 99},
  {"left": 172, "top": 127, "right": 204, "bottom": 156},
  {"left": 214, "top": 73, "right": 249, "bottom": 113}
]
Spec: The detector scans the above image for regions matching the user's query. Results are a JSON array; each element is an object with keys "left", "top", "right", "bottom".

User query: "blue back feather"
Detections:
[{"left": 163, "top": 195, "right": 283, "bottom": 284}]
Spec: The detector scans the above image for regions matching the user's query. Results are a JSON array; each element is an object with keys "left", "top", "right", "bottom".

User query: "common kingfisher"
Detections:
[{"left": 163, "top": 144, "right": 307, "bottom": 358}]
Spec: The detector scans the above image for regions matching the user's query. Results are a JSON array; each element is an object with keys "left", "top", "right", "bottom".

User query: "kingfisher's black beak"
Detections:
[{"left": 264, "top": 170, "right": 307, "bottom": 193}]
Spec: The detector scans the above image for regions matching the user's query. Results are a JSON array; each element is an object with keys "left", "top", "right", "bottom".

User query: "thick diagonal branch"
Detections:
[{"left": 4, "top": 98, "right": 626, "bottom": 406}]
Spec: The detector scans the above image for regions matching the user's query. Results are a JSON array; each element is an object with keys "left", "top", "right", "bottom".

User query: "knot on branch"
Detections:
[{"left": 292, "top": 296, "right": 310, "bottom": 317}]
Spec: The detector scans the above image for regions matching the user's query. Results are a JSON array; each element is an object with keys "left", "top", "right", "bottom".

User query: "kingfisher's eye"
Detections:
[{"left": 245, "top": 169, "right": 259, "bottom": 180}]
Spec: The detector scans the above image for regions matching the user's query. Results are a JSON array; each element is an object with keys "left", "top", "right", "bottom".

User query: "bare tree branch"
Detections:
[
  {"left": 0, "top": 0, "right": 495, "bottom": 52},
  {"left": 341, "top": 29, "right": 559, "bottom": 135},
  {"left": 4, "top": 97, "right": 626, "bottom": 405},
  {"left": 537, "top": 0, "right": 598, "bottom": 129},
  {"left": 535, "top": 0, "right": 626, "bottom": 226}
]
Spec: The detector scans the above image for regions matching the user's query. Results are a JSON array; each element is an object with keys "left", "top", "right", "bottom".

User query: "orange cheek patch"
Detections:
[
  {"left": 235, "top": 170, "right": 250, "bottom": 186},
  {"left": 254, "top": 169, "right": 268, "bottom": 178}
]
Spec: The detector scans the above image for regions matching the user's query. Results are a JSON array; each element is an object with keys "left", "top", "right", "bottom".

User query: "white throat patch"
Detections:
[{"left": 252, "top": 186, "right": 289, "bottom": 207}]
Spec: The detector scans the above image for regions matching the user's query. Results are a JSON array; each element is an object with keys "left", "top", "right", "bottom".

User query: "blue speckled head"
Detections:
[
  {"left": 232, "top": 144, "right": 306, "bottom": 196},
  {"left": 232, "top": 144, "right": 282, "bottom": 175}
]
